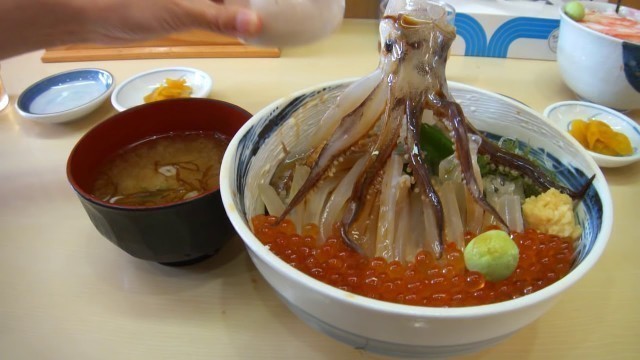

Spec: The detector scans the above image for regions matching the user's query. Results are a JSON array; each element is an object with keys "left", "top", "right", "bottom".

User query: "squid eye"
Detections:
[{"left": 384, "top": 39, "right": 394, "bottom": 53}]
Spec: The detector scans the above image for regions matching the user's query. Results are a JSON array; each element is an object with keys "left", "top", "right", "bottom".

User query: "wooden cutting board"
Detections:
[{"left": 41, "top": 30, "right": 280, "bottom": 62}]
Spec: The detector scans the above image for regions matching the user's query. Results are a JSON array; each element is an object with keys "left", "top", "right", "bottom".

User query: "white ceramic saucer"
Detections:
[
  {"left": 544, "top": 101, "right": 640, "bottom": 168},
  {"left": 16, "top": 69, "right": 114, "bottom": 124},
  {"left": 111, "top": 67, "right": 213, "bottom": 112}
]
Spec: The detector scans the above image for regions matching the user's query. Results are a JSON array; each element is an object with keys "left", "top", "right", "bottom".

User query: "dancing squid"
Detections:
[{"left": 267, "top": 0, "right": 592, "bottom": 260}]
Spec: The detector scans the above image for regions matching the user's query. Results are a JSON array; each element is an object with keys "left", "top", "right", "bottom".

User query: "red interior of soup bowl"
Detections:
[{"left": 68, "top": 98, "right": 252, "bottom": 208}]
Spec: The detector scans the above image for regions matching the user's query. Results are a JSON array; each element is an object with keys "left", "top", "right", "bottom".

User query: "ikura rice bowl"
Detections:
[
  {"left": 220, "top": 78, "right": 611, "bottom": 356},
  {"left": 237, "top": 2, "right": 597, "bottom": 308},
  {"left": 220, "top": 1, "right": 611, "bottom": 355}
]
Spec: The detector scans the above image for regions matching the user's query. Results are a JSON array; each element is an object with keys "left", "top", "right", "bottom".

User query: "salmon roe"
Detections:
[{"left": 252, "top": 215, "right": 575, "bottom": 307}]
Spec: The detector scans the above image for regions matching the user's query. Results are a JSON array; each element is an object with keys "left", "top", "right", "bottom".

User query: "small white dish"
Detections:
[
  {"left": 111, "top": 67, "right": 212, "bottom": 112},
  {"left": 544, "top": 101, "right": 640, "bottom": 168},
  {"left": 16, "top": 69, "right": 114, "bottom": 124}
]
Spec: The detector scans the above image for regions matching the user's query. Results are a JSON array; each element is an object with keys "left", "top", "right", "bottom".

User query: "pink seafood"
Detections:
[{"left": 582, "top": 9, "right": 640, "bottom": 43}]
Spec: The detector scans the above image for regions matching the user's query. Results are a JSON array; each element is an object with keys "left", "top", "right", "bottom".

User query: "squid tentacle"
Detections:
[
  {"left": 432, "top": 95, "right": 510, "bottom": 231},
  {"left": 405, "top": 96, "right": 445, "bottom": 258},
  {"left": 279, "top": 81, "right": 388, "bottom": 221},
  {"left": 309, "top": 69, "right": 384, "bottom": 149},
  {"left": 466, "top": 124, "right": 595, "bottom": 200},
  {"left": 340, "top": 99, "right": 405, "bottom": 252}
]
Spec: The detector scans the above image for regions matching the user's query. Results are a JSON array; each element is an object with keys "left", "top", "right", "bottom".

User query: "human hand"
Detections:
[
  {"left": 0, "top": 0, "right": 262, "bottom": 59},
  {"left": 83, "top": 0, "right": 262, "bottom": 44}
]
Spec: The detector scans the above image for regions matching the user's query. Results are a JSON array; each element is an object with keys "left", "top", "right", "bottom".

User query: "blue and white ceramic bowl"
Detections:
[
  {"left": 16, "top": 68, "right": 114, "bottom": 123},
  {"left": 544, "top": 101, "right": 640, "bottom": 168},
  {"left": 220, "top": 79, "right": 613, "bottom": 358}
]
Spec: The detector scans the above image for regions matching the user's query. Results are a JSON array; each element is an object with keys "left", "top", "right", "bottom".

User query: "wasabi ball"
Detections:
[
  {"left": 464, "top": 230, "right": 519, "bottom": 282},
  {"left": 564, "top": 1, "right": 585, "bottom": 21}
]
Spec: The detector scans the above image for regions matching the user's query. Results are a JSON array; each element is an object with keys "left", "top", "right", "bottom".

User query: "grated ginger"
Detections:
[{"left": 522, "top": 188, "right": 581, "bottom": 241}]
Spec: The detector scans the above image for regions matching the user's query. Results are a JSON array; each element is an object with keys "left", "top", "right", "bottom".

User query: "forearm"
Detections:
[
  {"left": 0, "top": 0, "right": 90, "bottom": 59},
  {"left": 0, "top": 0, "right": 260, "bottom": 60}
]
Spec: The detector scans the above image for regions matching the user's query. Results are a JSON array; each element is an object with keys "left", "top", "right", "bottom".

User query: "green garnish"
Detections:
[
  {"left": 564, "top": 1, "right": 586, "bottom": 21},
  {"left": 420, "top": 123, "right": 454, "bottom": 174},
  {"left": 464, "top": 230, "right": 519, "bottom": 282}
]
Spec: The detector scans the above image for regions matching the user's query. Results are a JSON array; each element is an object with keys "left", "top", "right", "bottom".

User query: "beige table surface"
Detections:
[{"left": 0, "top": 20, "right": 638, "bottom": 360}]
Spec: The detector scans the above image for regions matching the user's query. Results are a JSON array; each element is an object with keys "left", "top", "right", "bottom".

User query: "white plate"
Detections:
[
  {"left": 544, "top": 101, "right": 640, "bottom": 168},
  {"left": 16, "top": 68, "right": 114, "bottom": 124},
  {"left": 111, "top": 67, "right": 213, "bottom": 112}
]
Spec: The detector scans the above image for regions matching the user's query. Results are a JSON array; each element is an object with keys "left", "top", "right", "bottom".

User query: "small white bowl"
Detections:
[
  {"left": 16, "top": 69, "right": 114, "bottom": 124},
  {"left": 544, "top": 101, "right": 640, "bottom": 168},
  {"left": 111, "top": 67, "right": 213, "bottom": 112}
]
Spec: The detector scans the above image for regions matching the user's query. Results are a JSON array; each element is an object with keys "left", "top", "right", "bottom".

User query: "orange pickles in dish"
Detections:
[
  {"left": 252, "top": 215, "right": 575, "bottom": 307},
  {"left": 569, "top": 119, "right": 633, "bottom": 156},
  {"left": 144, "top": 78, "right": 192, "bottom": 103}
]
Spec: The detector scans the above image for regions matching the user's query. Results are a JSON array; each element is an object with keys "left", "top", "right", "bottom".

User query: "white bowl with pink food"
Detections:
[{"left": 557, "top": 1, "right": 640, "bottom": 111}]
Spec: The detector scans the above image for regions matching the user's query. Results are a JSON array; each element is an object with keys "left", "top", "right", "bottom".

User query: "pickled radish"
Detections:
[{"left": 569, "top": 119, "right": 633, "bottom": 156}]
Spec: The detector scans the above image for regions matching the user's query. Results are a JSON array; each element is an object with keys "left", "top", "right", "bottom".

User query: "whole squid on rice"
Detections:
[{"left": 260, "top": 0, "right": 593, "bottom": 262}]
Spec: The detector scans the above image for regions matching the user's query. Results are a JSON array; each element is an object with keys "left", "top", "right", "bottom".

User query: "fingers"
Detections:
[
  {"left": 80, "top": 0, "right": 263, "bottom": 45},
  {"left": 234, "top": 9, "right": 261, "bottom": 36},
  {"left": 187, "top": 1, "right": 262, "bottom": 37}
]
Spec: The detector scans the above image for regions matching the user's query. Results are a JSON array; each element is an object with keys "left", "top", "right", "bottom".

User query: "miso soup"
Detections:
[{"left": 92, "top": 131, "right": 229, "bottom": 206}]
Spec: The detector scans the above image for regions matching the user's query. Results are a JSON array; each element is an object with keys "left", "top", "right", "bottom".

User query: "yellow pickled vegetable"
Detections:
[
  {"left": 568, "top": 119, "right": 588, "bottom": 146},
  {"left": 569, "top": 119, "right": 633, "bottom": 156},
  {"left": 144, "top": 78, "right": 193, "bottom": 103}
]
